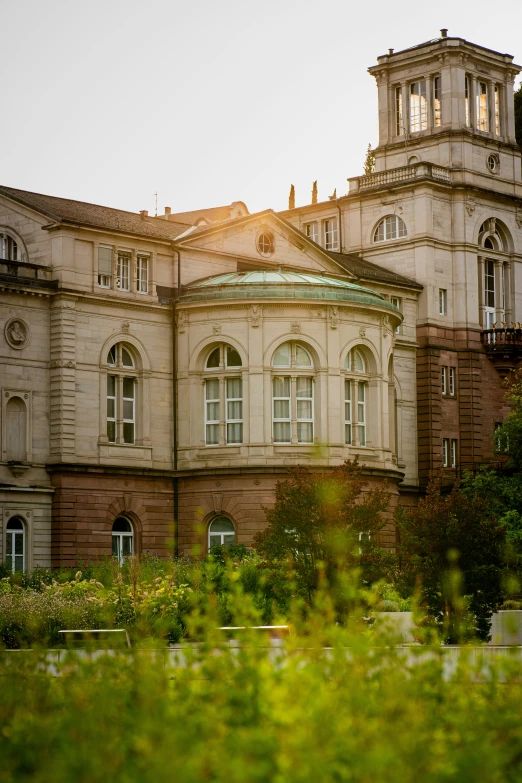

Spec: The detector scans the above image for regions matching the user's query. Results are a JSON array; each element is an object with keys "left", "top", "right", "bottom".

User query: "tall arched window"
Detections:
[
  {"left": 373, "top": 215, "right": 407, "bottom": 243},
  {"left": 106, "top": 342, "right": 137, "bottom": 444},
  {"left": 112, "top": 517, "right": 134, "bottom": 564},
  {"left": 5, "top": 517, "right": 25, "bottom": 573},
  {"left": 478, "top": 219, "right": 513, "bottom": 329},
  {"left": 6, "top": 397, "right": 27, "bottom": 461},
  {"left": 208, "top": 517, "right": 236, "bottom": 550},
  {"left": 272, "top": 342, "right": 314, "bottom": 444},
  {"left": 343, "top": 348, "right": 370, "bottom": 447},
  {"left": 204, "top": 344, "right": 243, "bottom": 446}
]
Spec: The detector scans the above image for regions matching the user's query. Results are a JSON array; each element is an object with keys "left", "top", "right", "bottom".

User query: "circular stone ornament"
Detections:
[{"left": 5, "top": 318, "right": 29, "bottom": 349}]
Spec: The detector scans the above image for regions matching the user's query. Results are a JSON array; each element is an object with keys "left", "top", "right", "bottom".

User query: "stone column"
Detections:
[
  {"left": 494, "top": 260, "right": 503, "bottom": 323},
  {"left": 477, "top": 256, "right": 485, "bottom": 328},
  {"left": 49, "top": 295, "right": 78, "bottom": 461},
  {"left": 505, "top": 73, "right": 517, "bottom": 144}
]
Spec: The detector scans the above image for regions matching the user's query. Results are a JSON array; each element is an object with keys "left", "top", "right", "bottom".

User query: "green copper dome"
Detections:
[{"left": 179, "top": 270, "right": 400, "bottom": 314}]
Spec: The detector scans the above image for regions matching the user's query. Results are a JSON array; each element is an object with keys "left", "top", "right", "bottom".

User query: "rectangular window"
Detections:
[
  {"left": 465, "top": 77, "right": 470, "bottom": 127},
  {"left": 494, "top": 85, "right": 500, "bottom": 135},
  {"left": 358, "top": 382, "right": 366, "bottom": 446},
  {"left": 495, "top": 422, "right": 503, "bottom": 452},
  {"left": 323, "top": 218, "right": 339, "bottom": 251},
  {"left": 273, "top": 376, "right": 291, "bottom": 443},
  {"left": 117, "top": 252, "right": 131, "bottom": 291},
  {"left": 439, "top": 288, "right": 447, "bottom": 316},
  {"left": 345, "top": 380, "right": 352, "bottom": 445},
  {"left": 442, "top": 438, "right": 449, "bottom": 467},
  {"left": 6, "top": 531, "right": 24, "bottom": 573},
  {"left": 395, "top": 86, "right": 403, "bottom": 135},
  {"left": 410, "top": 80, "right": 427, "bottom": 132},
  {"left": 449, "top": 367, "right": 456, "bottom": 397},
  {"left": 205, "top": 379, "right": 220, "bottom": 445},
  {"left": 305, "top": 222, "right": 319, "bottom": 243},
  {"left": 226, "top": 377, "right": 243, "bottom": 444},
  {"left": 137, "top": 256, "right": 149, "bottom": 294},
  {"left": 107, "top": 375, "right": 116, "bottom": 443},
  {"left": 441, "top": 366, "right": 447, "bottom": 395},
  {"left": 391, "top": 296, "right": 401, "bottom": 333},
  {"left": 477, "top": 82, "right": 488, "bottom": 131},
  {"left": 296, "top": 377, "right": 313, "bottom": 443},
  {"left": 122, "top": 377, "right": 135, "bottom": 444},
  {"left": 451, "top": 439, "right": 457, "bottom": 468},
  {"left": 433, "top": 76, "right": 441, "bottom": 127},
  {"left": 98, "top": 246, "right": 112, "bottom": 288},
  {"left": 485, "top": 260, "right": 495, "bottom": 309}
]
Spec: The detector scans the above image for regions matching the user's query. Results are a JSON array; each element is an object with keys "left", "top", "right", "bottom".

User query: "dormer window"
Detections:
[{"left": 410, "top": 80, "right": 427, "bottom": 132}]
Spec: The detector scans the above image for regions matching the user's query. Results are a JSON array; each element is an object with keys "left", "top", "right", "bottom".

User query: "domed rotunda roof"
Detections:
[{"left": 179, "top": 270, "right": 400, "bottom": 314}]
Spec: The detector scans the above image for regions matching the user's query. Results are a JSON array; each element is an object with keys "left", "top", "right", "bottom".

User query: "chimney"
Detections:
[
  {"left": 440, "top": 28, "right": 448, "bottom": 38},
  {"left": 164, "top": 206, "right": 172, "bottom": 219},
  {"left": 388, "top": 48, "right": 394, "bottom": 55},
  {"left": 139, "top": 210, "right": 148, "bottom": 220}
]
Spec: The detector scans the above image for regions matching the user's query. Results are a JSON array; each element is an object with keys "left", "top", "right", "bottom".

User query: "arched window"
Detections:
[
  {"left": 6, "top": 397, "right": 27, "bottom": 462},
  {"left": 478, "top": 219, "right": 513, "bottom": 329},
  {"left": 344, "top": 348, "right": 370, "bottom": 447},
  {"left": 373, "top": 215, "right": 407, "bottom": 243},
  {"left": 112, "top": 517, "right": 134, "bottom": 564},
  {"left": 272, "top": 342, "right": 314, "bottom": 444},
  {"left": 208, "top": 517, "right": 236, "bottom": 550},
  {"left": 0, "top": 232, "right": 20, "bottom": 261},
  {"left": 5, "top": 517, "right": 25, "bottom": 573},
  {"left": 204, "top": 344, "right": 243, "bottom": 446},
  {"left": 106, "top": 342, "right": 137, "bottom": 444}
]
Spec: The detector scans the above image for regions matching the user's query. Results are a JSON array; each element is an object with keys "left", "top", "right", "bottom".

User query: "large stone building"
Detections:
[{"left": 1, "top": 30, "right": 521, "bottom": 569}]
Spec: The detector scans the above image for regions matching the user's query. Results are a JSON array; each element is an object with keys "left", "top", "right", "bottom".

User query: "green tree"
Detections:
[
  {"left": 396, "top": 476, "right": 505, "bottom": 641},
  {"left": 514, "top": 81, "right": 522, "bottom": 147},
  {"left": 255, "top": 460, "right": 392, "bottom": 603},
  {"left": 363, "top": 143, "right": 376, "bottom": 175}
]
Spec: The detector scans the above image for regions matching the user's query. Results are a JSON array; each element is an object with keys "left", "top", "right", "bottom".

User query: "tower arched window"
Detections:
[
  {"left": 5, "top": 517, "right": 25, "bottom": 573},
  {"left": 343, "top": 348, "right": 370, "bottom": 447},
  {"left": 272, "top": 342, "right": 314, "bottom": 444},
  {"left": 478, "top": 219, "right": 513, "bottom": 330},
  {"left": 106, "top": 342, "right": 138, "bottom": 444},
  {"left": 112, "top": 517, "right": 134, "bottom": 564},
  {"left": 0, "top": 232, "right": 20, "bottom": 261},
  {"left": 204, "top": 343, "right": 243, "bottom": 446},
  {"left": 208, "top": 516, "right": 236, "bottom": 550},
  {"left": 373, "top": 215, "right": 407, "bottom": 243}
]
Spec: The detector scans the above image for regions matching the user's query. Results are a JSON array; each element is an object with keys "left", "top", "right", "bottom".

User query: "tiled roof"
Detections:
[
  {"left": 0, "top": 186, "right": 189, "bottom": 242},
  {"left": 326, "top": 251, "right": 422, "bottom": 290},
  {"left": 164, "top": 202, "right": 249, "bottom": 225}
]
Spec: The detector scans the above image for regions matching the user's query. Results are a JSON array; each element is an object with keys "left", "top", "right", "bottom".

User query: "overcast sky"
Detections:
[{"left": 3, "top": 0, "right": 521, "bottom": 216}]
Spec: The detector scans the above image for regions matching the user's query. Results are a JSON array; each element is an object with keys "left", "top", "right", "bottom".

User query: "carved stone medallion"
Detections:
[{"left": 5, "top": 318, "right": 29, "bottom": 349}]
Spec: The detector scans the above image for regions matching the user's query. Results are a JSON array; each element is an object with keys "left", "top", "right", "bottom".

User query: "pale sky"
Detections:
[{"left": 3, "top": 0, "right": 522, "bottom": 216}]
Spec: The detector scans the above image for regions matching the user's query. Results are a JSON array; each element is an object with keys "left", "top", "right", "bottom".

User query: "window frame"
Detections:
[
  {"left": 449, "top": 367, "right": 456, "bottom": 397},
  {"left": 439, "top": 288, "right": 447, "bottom": 316},
  {"left": 203, "top": 343, "right": 243, "bottom": 447},
  {"left": 112, "top": 517, "right": 134, "bottom": 565},
  {"left": 343, "top": 348, "right": 370, "bottom": 448},
  {"left": 373, "top": 215, "right": 407, "bottom": 244},
  {"left": 208, "top": 516, "right": 236, "bottom": 551},
  {"left": 305, "top": 222, "right": 319, "bottom": 243},
  {"left": 117, "top": 251, "right": 131, "bottom": 291},
  {"left": 98, "top": 246, "right": 113, "bottom": 289},
  {"left": 395, "top": 86, "right": 403, "bottom": 136},
  {"left": 410, "top": 79, "right": 427, "bottom": 133},
  {"left": 271, "top": 342, "right": 315, "bottom": 445},
  {"left": 5, "top": 517, "right": 25, "bottom": 573},
  {"left": 476, "top": 82, "right": 488, "bottom": 132},
  {"left": 105, "top": 343, "right": 138, "bottom": 446},
  {"left": 433, "top": 75, "right": 441, "bottom": 127},
  {"left": 323, "top": 217, "right": 339, "bottom": 251},
  {"left": 450, "top": 439, "right": 457, "bottom": 468},
  {"left": 442, "top": 438, "right": 449, "bottom": 467},
  {"left": 441, "top": 366, "right": 447, "bottom": 396},
  {"left": 137, "top": 255, "right": 149, "bottom": 294}
]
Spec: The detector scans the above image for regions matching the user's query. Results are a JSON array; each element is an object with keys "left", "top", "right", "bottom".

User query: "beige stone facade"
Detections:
[{"left": 0, "top": 30, "right": 520, "bottom": 568}]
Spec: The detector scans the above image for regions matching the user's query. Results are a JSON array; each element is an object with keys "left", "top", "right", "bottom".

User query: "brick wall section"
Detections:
[
  {"left": 50, "top": 469, "right": 175, "bottom": 567},
  {"left": 178, "top": 470, "right": 404, "bottom": 556},
  {"left": 416, "top": 326, "right": 516, "bottom": 485}
]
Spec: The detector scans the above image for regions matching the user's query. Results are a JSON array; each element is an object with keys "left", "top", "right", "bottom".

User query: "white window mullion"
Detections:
[
  {"left": 296, "top": 376, "right": 313, "bottom": 444},
  {"left": 273, "top": 376, "right": 291, "bottom": 443},
  {"left": 226, "top": 377, "right": 243, "bottom": 444},
  {"left": 205, "top": 379, "right": 220, "bottom": 445},
  {"left": 345, "top": 379, "right": 352, "bottom": 445},
  {"left": 358, "top": 382, "right": 366, "bottom": 447}
]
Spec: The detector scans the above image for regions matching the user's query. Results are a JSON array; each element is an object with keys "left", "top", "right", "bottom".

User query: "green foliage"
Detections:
[
  {"left": 2, "top": 585, "right": 522, "bottom": 782},
  {"left": 363, "top": 143, "right": 376, "bottom": 175},
  {"left": 255, "top": 461, "right": 393, "bottom": 607},
  {"left": 396, "top": 476, "right": 505, "bottom": 642}
]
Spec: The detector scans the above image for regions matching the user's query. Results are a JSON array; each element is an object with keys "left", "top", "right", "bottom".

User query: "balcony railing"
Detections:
[
  {"left": 0, "top": 258, "right": 53, "bottom": 282},
  {"left": 480, "top": 328, "right": 522, "bottom": 375},
  {"left": 348, "top": 162, "right": 452, "bottom": 192}
]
